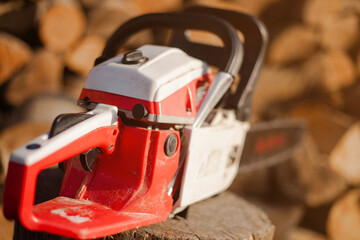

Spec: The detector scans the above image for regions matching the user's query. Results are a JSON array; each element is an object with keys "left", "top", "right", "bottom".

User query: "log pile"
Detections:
[{"left": 1, "top": 0, "right": 360, "bottom": 239}]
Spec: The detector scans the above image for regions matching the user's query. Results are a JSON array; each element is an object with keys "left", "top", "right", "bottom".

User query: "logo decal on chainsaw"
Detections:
[{"left": 254, "top": 133, "right": 286, "bottom": 155}]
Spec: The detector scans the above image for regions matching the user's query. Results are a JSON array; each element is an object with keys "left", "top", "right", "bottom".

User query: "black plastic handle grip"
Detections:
[
  {"left": 175, "top": 6, "right": 268, "bottom": 121},
  {"left": 96, "top": 12, "right": 243, "bottom": 78}
]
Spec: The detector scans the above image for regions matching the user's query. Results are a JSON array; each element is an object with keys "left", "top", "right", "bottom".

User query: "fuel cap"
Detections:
[{"left": 122, "top": 50, "right": 148, "bottom": 64}]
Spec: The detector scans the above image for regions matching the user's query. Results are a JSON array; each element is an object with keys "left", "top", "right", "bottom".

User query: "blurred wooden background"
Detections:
[{"left": 1, "top": 0, "right": 360, "bottom": 239}]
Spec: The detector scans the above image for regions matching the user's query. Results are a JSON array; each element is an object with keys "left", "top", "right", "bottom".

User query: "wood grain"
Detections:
[{"left": 0, "top": 33, "right": 32, "bottom": 85}]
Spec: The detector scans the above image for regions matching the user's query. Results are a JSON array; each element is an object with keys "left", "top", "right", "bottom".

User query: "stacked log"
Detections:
[
  {"left": 5, "top": 49, "right": 63, "bottom": 106},
  {"left": 248, "top": 0, "right": 360, "bottom": 239},
  {"left": 38, "top": 0, "right": 86, "bottom": 52},
  {"left": 0, "top": 33, "right": 32, "bottom": 85},
  {"left": 326, "top": 189, "right": 360, "bottom": 240},
  {"left": 1, "top": 0, "right": 360, "bottom": 239},
  {"left": 208, "top": 0, "right": 360, "bottom": 239}
]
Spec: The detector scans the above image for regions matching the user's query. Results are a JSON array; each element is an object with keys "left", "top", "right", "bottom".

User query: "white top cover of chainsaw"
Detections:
[{"left": 83, "top": 45, "right": 208, "bottom": 102}]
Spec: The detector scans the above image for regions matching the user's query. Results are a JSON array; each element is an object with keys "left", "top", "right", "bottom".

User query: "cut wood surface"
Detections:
[
  {"left": 302, "top": 0, "right": 343, "bottom": 26},
  {"left": 132, "top": 0, "right": 182, "bottom": 14},
  {"left": 86, "top": 0, "right": 140, "bottom": 39},
  {"left": 252, "top": 66, "right": 309, "bottom": 117},
  {"left": 13, "top": 168, "right": 275, "bottom": 240},
  {"left": 14, "top": 94, "right": 84, "bottom": 123},
  {"left": 329, "top": 123, "right": 360, "bottom": 185},
  {"left": 244, "top": 196, "right": 304, "bottom": 240},
  {"left": 5, "top": 49, "right": 63, "bottom": 106},
  {"left": 319, "top": 13, "right": 359, "bottom": 51},
  {"left": 65, "top": 35, "right": 105, "bottom": 76},
  {"left": 120, "top": 192, "right": 274, "bottom": 240},
  {"left": 301, "top": 50, "right": 356, "bottom": 93},
  {"left": 86, "top": 0, "right": 154, "bottom": 50},
  {"left": 0, "top": 33, "right": 32, "bottom": 85},
  {"left": 275, "top": 134, "right": 346, "bottom": 207},
  {"left": 289, "top": 101, "right": 354, "bottom": 154},
  {"left": 63, "top": 73, "right": 86, "bottom": 99},
  {"left": 267, "top": 25, "right": 318, "bottom": 65},
  {"left": 38, "top": 0, "right": 86, "bottom": 52},
  {"left": 189, "top": 0, "right": 281, "bottom": 16},
  {"left": 327, "top": 188, "right": 360, "bottom": 240}
]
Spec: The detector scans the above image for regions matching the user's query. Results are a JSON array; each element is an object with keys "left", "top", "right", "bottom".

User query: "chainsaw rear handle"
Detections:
[
  {"left": 3, "top": 104, "right": 118, "bottom": 221},
  {"left": 172, "top": 6, "right": 268, "bottom": 121},
  {"left": 95, "top": 12, "right": 243, "bottom": 78}
]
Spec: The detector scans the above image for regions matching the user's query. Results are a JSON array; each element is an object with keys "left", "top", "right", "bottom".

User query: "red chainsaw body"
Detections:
[
  {"left": 3, "top": 45, "right": 207, "bottom": 239},
  {"left": 4, "top": 117, "right": 181, "bottom": 239},
  {"left": 2, "top": 7, "right": 269, "bottom": 238},
  {"left": 79, "top": 73, "right": 211, "bottom": 119}
]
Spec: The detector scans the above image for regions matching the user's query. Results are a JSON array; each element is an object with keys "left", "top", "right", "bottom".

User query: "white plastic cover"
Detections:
[{"left": 84, "top": 45, "right": 208, "bottom": 102}]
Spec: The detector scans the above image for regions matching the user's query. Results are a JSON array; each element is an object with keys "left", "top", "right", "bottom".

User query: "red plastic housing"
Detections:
[
  {"left": 3, "top": 118, "right": 180, "bottom": 239},
  {"left": 79, "top": 73, "right": 212, "bottom": 120}
]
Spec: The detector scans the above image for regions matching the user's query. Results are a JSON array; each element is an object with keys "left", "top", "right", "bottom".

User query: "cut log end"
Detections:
[
  {"left": 267, "top": 25, "right": 318, "bottom": 65},
  {"left": 65, "top": 35, "right": 106, "bottom": 76},
  {"left": 5, "top": 49, "right": 63, "bottom": 106},
  {"left": 301, "top": 50, "right": 356, "bottom": 93},
  {"left": 275, "top": 134, "right": 347, "bottom": 207},
  {"left": 329, "top": 123, "right": 360, "bottom": 185},
  {"left": 320, "top": 14, "right": 359, "bottom": 51},
  {"left": 39, "top": 0, "right": 86, "bottom": 52},
  {"left": 0, "top": 33, "right": 32, "bottom": 85},
  {"left": 327, "top": 189, "right": 360, "bottom": 240}
]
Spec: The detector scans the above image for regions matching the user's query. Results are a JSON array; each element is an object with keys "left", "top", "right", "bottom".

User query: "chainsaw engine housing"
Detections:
[
  {"left": 79, "top": 45, "right": 210, "bottom": 125},
  {"left": 3, "top": 6, "right": 270, "bottom": 239}
]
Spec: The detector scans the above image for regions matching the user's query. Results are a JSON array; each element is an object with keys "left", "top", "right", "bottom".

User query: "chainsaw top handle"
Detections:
[
  {"left": 95, "top": 12, "right": 243, "bottom": 78},
  {"left": 174, "top": 6, "right": 268, "bottom": 121}
]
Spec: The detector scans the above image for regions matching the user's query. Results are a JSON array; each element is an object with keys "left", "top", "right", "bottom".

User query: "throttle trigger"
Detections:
[{"left": 80, "top": 148, "right": 101, "bottom": 172}]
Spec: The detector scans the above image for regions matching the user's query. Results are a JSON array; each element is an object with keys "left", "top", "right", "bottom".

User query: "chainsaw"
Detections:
[{"left": 3, "top": 6, "right": 303, "bottom": 239}]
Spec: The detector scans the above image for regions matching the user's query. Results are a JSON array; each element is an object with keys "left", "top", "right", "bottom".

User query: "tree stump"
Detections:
[{"left": 13, "top": 169, "right": 275, "bottom": 240}]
